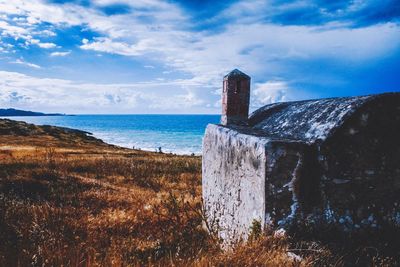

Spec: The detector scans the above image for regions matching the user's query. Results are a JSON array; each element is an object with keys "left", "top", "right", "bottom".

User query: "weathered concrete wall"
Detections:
[{"left": 202, "top": 124, "right": 269, "bottom": 244}]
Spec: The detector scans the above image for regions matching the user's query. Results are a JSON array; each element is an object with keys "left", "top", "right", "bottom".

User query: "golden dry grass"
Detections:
[{"left": 0, "top": 119, "right": 396, "bottom": 266}]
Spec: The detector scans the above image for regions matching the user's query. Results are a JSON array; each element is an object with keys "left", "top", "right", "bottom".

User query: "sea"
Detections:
[{"left": 3, "top": 115, "right": 220, "bottom": 155}]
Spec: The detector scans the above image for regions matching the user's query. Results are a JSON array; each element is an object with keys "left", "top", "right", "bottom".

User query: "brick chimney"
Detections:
[{"left": 221, "top": 69, "right": 251, "bottom": 126}]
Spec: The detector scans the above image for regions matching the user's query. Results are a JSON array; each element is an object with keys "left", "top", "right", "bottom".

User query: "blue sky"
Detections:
[{"left": 0, "top": 0, "right": 399, "bottom": 114}]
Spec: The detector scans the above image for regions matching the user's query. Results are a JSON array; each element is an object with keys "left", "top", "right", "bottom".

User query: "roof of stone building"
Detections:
[
  {"left": 246, "top": 93, "right": 399, "bottom": 143},
  {"left": 224, "top": 69, "right": 251, "bottom": 79}
]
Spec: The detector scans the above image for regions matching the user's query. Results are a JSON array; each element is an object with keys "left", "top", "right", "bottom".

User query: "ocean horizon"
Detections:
[{"left": 2, "top": 115, "right": 220, "bottom": 155}]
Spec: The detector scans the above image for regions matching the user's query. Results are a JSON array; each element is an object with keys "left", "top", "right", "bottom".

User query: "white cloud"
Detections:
[
  {"left": 252, "top": 81, "right": 290, "bottom": 106},
  {"left": 37, "top": 42, "right": 56, "bottom": 48},
  {"left": 9, "top": 59, "right": 41, "bottom": 69},
  {"left": 0, "top": 17, "right": 58, "bottom": 51},
  {"left": 0, "top": 70, "right": 208, "bottom": 113},
  {"left": 29, "top": 38, "right": 57, "bottom": 48},
  {"left": 0, "top": 20, "right": 30, "bottom": 39},
  {"left": 69, "top": 6, "right": 400, "bottom": 96},
  {"left": 0, "top": 91, "right": 30, "bottom": 103},
  {"left": 250, "top": 80, "right": 317, "bottom": 111},
  {"left": 37, "top": 29, "right": 56, "bottom": 37},
  {"left": 80, "top": 37, "right": 156, "bottom": 56},
  {"left": 2, "top": 0, "right": 399, "bottom": 84},
  {"left": 0, "top": 0, "right": 399, "bottom": 113},
  {"left": 50, "top": 51, "right": 71, "bottom": 57},
  {"left": 218, "top": 0, "right": 270, "bottom": 23},
  {"left": 148, "top": 90, "right": 204, "bottom": 110}
]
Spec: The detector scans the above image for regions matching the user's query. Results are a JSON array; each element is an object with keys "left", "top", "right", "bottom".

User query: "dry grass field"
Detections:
[{"left": 0, "top": 119, "right": 395, "bottom": 266}]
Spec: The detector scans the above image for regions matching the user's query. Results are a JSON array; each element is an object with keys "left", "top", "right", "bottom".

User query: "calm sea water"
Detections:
[{"left": 4, "top": 115, "right": 220, "bottom": 155}]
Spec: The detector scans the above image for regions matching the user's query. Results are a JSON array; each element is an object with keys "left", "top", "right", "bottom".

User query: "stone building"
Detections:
[{"left": 202, "top": 69, "right": 400, "bottom": 244}]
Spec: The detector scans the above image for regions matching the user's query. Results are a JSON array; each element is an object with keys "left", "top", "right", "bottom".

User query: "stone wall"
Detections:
[
  {"left": 202, "top": 124, "right": 324, "bottom": 243},
  {"left": 202, "top": 124, "right": 268, "bottom": 244}
]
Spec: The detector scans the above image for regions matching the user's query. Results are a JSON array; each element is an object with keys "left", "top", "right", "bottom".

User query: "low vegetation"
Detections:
[{"left": 0, "top": 119, "right": 396, "bottom": 266}]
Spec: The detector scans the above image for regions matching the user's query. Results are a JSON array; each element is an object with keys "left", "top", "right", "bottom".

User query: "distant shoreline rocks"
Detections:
[{"left": 0, "top": 108, "right": 65, "bottom": 117}]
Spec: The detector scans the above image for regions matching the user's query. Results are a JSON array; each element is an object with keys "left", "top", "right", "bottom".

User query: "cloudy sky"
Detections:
[{"left": 0, "top": 0, "right": 399, "bottom": 114}]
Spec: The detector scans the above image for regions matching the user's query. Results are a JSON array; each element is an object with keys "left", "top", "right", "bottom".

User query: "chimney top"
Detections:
[
  {"left": 224, "top": 69, "right": 250, "bottom": 79},
  {"left": 221, "top": 69, "right": 251, "bottom": 126}
]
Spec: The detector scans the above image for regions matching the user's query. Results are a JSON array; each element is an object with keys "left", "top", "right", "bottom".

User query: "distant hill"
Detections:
[
  {"left": 0, "top": 108, "right": 64, "bottom": 116},
  {"left": 0, "top": 118, "right": 107, "bottom": 147}
]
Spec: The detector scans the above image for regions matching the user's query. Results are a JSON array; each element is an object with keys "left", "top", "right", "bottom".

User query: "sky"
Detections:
[{"left": 0, "top": 0, "right": 399, "bottom": 114}]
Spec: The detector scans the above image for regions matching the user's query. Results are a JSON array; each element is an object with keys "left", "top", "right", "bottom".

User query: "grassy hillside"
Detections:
[{"left": 0, "top": 119, "right": 395, "bottom": 266}]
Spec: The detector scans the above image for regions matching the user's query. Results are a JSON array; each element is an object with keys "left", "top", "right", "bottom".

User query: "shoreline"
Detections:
[{"left": 0, "top": 118, "right": 202, "bottom": 156}]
